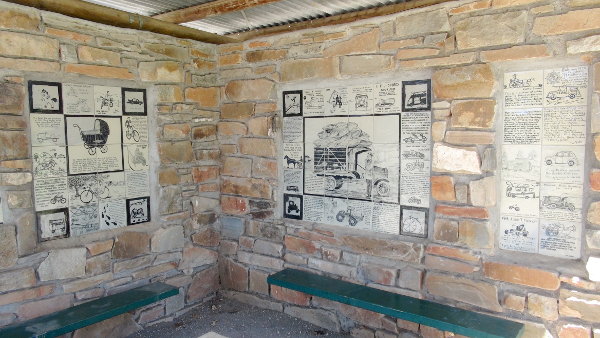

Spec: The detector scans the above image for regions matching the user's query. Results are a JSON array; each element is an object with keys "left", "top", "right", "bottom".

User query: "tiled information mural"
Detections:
[
  {"left": 29, "top": 81, "right": 150, "bottom": 241},
  {"left": 282, "top": 79, "right": 431, "bottom": 236}
]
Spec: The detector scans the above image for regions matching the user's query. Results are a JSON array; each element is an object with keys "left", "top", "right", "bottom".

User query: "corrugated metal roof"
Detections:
[{"left": 84, "top": 0, "right": 407, "bottom": 35}]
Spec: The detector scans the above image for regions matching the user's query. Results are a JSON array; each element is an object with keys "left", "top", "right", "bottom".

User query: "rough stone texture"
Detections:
[
  {"left": 425, "top": 255, "right": 478, "bottom": 274},
  {"left": 588, "top": 202, "right": 600, "bottom": 225},
  {"left": 481, "top": 147, "right": 496, "bottom": 172},
  {"left": 425, "top": 273, "right": 502, "bottom": 312},
  {"left": 221, "top": 102, "right": 255, "bottom": 120},
  {"left": 0, "top": 82, "right": 24, "bottom": 115},
  {"left": 324, "top": 29, "right": 379, "bottom": 57},
  {"left": 340, "top": 235, "right": 423, "bottom": 263},
  {"left": 0, "top": 31, "right": 58, "bottom": 59},
  {"left": 186, "top": 87, "right": 219, "bottom": 107},
  {"left": 159, "top": 141, "right": 194, "bottom": 163},
  {"left": 455, "top": 12, "right": 527, "bottom": 49},
  {"left": 139, "top": 61, "right": 183, "bottom": 82},
  {"left": 222, "top": 157, "right": 252, "bottom": 177},
  {"left": 284, "top": 306, "right": 340, "bottom": 332},
  {"left": 78, "top": 46, "right": 120, "bottom": 65},
  {"left": 469, "top": 176, "right": 496, "bottom": 207},
  {"left": 484, "top": 262, "right": 559, "bottom": 290},
  {"left": 65, "top": 64, "right": 134, "bottom": 80},
  {"left": 0, "top": 225, "right": 17, "bottom": 269},
  {"left": 112, "top": 232, "right": 150, "bottom": 259},
  {"left": 0, "top": 285, "right": 54, "bottom": 307},
  {"left": 431, "top": 176, "right": 456, "bottom": 201},
  {"left": 433, "top": 218, "right": 459, "bottom": 242},
  {"left": 187, "top": 266, "right": 219, "bottom": 302},
  {"left": 0, "top": 131, "right": 28, "bottom": 160},
  {"left": 589, "top": 231, "right": 600, "bottom": 249},
  {"left": 0, "top": 268, "right": 36, "bottom": 293},
  {"left": 451, "top": 100, "right": 496, "bottom": 129},
  {"left": 72, "top": 313, "right": 141, "bottom": 338},
  {"left": 220, "top": 257, "right": 249, "bottom": 291},
  {"left": 285, "top": 235, "right": 318, "bottom": 254},
  {"left": 151, "top": 226, "right": 184, "bottom": 252},
  {"left": 159, "top": 185, "right": 182, "bottom": 215},
  {"left": 528, "top": 293, "right": 558, "bottom": 320},
  {"left": 38, "top": 248, "right": 86, "bottom": 281},
  {"left": 432, "top": 64, "right": 494, "bottom": 99},
  {"left": 481, "top": 45, "right": 550, "bottom": 62},
  {"left": 431, "top": 121, "right": 446, "bottom": 142},
  {"left": 458, "top": 219, "right": 492, "bottom": 248},
  {"left": 432, "top": 143, "right": 481, "bottom": 174},
  {"left": 179, "top": 246, "right": 218, "bottom": 269},
  {"left": 281, "top": 57, "right": 339, "bottom": 82},
  {"left": 396, "top": 48, "right": 439, "bottom": 59},
  {"left": 558, "top": 324, "right": 591, "bottom": 338},
  {"left": 445, "top": 131, "right": 495, "bottom": 145},
  {"left": 272, "top": 285, "right": 311, "bottom": 305},
  {"left": 225, "top": 79, "right": 274, "bottom": 102},
  {"left": 18, "top": 294, "right": 72, "bottom": 320},
  {"left": 426, "top": 245, "right": 479, "bottom": 262},
  {"left": 0, "top": 57, "right": 59, "bottom": 73},
  {"left": 560, "top": 289, "right": 600, "bottom": 322},
  {"left": 395, "top": 9, "right": 450, "bottom": 38},
  {"left": 399, "top": 52, "right": 477, "bottom": 69},
  {"left": 504, "top": 294, "right": 525, "bottom": 312},
  {"left": 192, "top": 228, "right": 220, "bottom": 246},
  {"left": 533, "top": 8, "right": 600, "bottom": 35},
  {"left": 239, "top": 138, "right": 276, "bottom": 157},
  {"left": 0, "top": 8, "right": 40, "bottom": 31}
]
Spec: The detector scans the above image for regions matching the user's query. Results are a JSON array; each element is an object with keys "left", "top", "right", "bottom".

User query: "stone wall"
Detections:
[
  {"left": 217, "top": 0, "right": 600, "bottom": 337},
  {"left": 0, "top": 1, "right": 222, "bottom": 332}
]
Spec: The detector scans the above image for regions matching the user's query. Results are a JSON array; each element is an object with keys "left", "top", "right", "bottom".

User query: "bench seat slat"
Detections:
[
  {"left": 0, "top": 282, "right": 178, "bottom": 338},
  {"left": 268, "top": 268, "right": 524, "bottom": 338}
]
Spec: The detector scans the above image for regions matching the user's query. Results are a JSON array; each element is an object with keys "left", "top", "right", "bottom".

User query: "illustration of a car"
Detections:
[
  {"left": 127, "top": 98, "right": 144, "bottom": 105},
  {"left": 286, "top": 185, "right": 299, "bottom": 192},
  {"left": 376, "top": 98, "right": 395, "bottom": 107},
  {"left": 542, "top": 196, "right": 575, "bottom": 212},
  {"left": 545, "top": 151, "right": 577, "bottom": 166},
  {"left": 37, "top": 132, "right": 59, "bottom": 143},
  {"left": 287, "top": 200, "right": 299, "bottom": 214},
  {"left": 506, "top": 182, "right": 536, "bottom": 199},
  {"left": 402, "top": 150, "right": 425, "bottom": 159},
  {"left": 546, "top": 86, "right": 581, "bottom": 100},
  {"left": 403, "top": 133, "right": 427, "bottom": 143},
  {"left": 408, "top": 197, "right": 422, "bottom": 204}
]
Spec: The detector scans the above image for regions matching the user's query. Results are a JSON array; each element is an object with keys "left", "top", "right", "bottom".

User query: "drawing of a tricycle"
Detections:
[
  {"left": 73, "top": 119, "right": 110, "bottom": 155},
  {"left": 336, "top": 206, "right": 363, "bottom": 227},
  {"left": 125, "top": 117, "right": 140, "bottom": 142}
]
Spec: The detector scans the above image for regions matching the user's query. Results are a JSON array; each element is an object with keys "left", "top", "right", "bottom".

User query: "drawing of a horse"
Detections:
[{"left": 284, "top": 155, "right": 302, "bottom": 168}]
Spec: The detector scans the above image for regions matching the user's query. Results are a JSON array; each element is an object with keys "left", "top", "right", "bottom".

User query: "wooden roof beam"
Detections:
[
  {"left": 229, "top": 0, "right": 457, "bottom": 41},
  {"left": 153, "top": 0, "right": 282, "bottom": 24},
  {"left": 5, "top": 0, "right": 238, "bottom": 44}
]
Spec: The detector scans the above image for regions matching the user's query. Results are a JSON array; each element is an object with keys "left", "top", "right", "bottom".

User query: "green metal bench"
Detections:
[
  {"left": 268, "top": 268, "right": 525, "bottom": 338},
  {"left": 0, "top": 282, "right": 178, "bottom": 338}
]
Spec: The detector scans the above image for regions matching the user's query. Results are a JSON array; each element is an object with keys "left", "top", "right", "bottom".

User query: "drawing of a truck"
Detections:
[
  {"left": 546, "top": 86, "right": 581, "bottom": 100},
  {"left": 314, "top": 146, "right": 390, "bottom": 197}
]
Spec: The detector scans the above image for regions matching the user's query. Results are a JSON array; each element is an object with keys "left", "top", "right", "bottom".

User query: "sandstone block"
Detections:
[
  {"left": 431, "top": 121, "right": 446, "bottom": 142},
  {"left": 432, "top": 64, "right": 494, "bottom": 99},
  {"left": 504, "top": 294, "right": 525, "bottom": 312},
  {"left": 445, "top": 131, "right": 495, "bottom": 145},
  {"left": 340, "top": 55, "right": 394, "bottom": 76},
  {"left": 192, "top": 125, "right": 217, "bottom": 141},
  {"left": 254, "top": 239, "right": 283, "bottom": 257},
  {"left": 399, "top": 52, "right": 476, "bottom": 69},
  {"left": 72, "top": 313, "right": 141, "bottom": 338},
  {"left": 78, "top": 46, "right": 120, "bottom": 66},
  {"left": 395, "top": 9, "right": 450, "bottom": 37},
  {"left": 63, "top": 272, "right": 113, "bottom": 293},
  {"left": 156, "top": 85, "right": 183, "bottom": 103},
  {"left": 249, "top": 269, "right": 269, "bottom": 294},
  {"left": 0, "top": 285, "right": 54, "bottom": 307},
  {"left": 560, "top": 289, "right": 600, "bottom": 322},
  {"left": 65, "top": 64, "right": 133, "bottom": 79},
  {"left": 220, "top": 257, "right": 248, "bottom": 291},
  {"left": 246, "top": 49, "right": 287, "bottom": 62},
  {"left": 221, "top": 102, "right": 255, "bottom": 120},
  {"left": 222, "top": 157, "right": 252, "bottom": 177},
  {"left": 455, "top": 12, "right": 527, "bottom": 49},
  {"left": 139, "top": 61, "right": 183, "bottom": 82},
  {"left": 533, "top": 8, "right": 600, "bottom": 36},
  {"left": 459, "top": 219, "right": 492, "bottom": 248},
  {"left": 159, "top": 185, "right": 182, "bottom": 215},
  {"left": 163, "top": 123, "right": 190, "bottom": 139},
  {"left": 450, "top": 0, "right": 491, "bottom": 14},
  {"left": 238, "top": 251, "right": 284, "bottom": 270},
  {"left": 281, "top": 57, "right": 339, "bottom": 82},
  {"left": 568, "top": 35, "right": 600, "bottom": 54},
  {"left": 38, "top": 248, "right": 86, "bottom": 281},
  {"left": 0, "top": 8, "right": 40, "bottom": 31},
  {"left": 180, "top": 246, "right": 218, "bottom": 270},
  {"left": 340, "top": 235, "right": 422, "bottom": 263},
  {"left": 451, "top": 100, "right": 496, "bottom": 129},
  {"left": 481, "top": 45, "right": 550, "bottom": 62},
  {"left": 590, "top": 171, "right": 600, "bottom": 191},
  {"left": 225, "top": 79, "right": 274, "bottom": 102},
  {"left": 380, "top": 37, "right": 423, "bottom": 50},
  {"left": 272, "top": 285, "right": 311, "bottom": 305},
  {"left": 284, "top": 306, "right": 340, "bottom": 331},
  {"left": 424, "top": 255, "right": 478, "bottom": 273},
  {"left": 239, "top": 138, "right": 276, "bottom": 157},
  {"left": 396, "top": 48, "right": 439, "bottom": 59},
  {"left": 324, "top": 29, "right": 379, "bottom": 57},
  {"left": 0, "top": 82, "right": 24, "bottom": 115},
  {"left": 151, "top": 226, "right": 184, "bottom": 252},
  {"left": 425, "top": 273, "right": 502, "bottom": 311},
  {"left": 483, "top": 261, "right": 560, "bottom": 290},
  {"left": 192, "top": 228, "right": 220, "bottom": 246},
  {"left": 0, "top": 31, "right": 58, "bottom": 59},
  {"left": 0, "top": 172, "right": 31, "bottom": 186},
  {"left": 144, "top": 43, "right": 187, "bottom": 60},
  {"left": 0, "top": 226, "right": 17, "bottom": 268},
  {"left": 431, "top": 176, "right": 456, "bottom": 201},
  {"left": 159, "top": 141, "right": 193, "bottom": 163},
  {"left": 363, "top": 265, "right": 397, "bottom": 286},
  {"left": 433, "top": 218, "right": 458, "bottom": 242},
  {"left": 0, "top": 268, "right": 35, "bottom": 293},
  {"left": 191, "top": 196, "right": 219, "bottom": 214},
  {"left": 587, "top": 201, "right": 600, "bottom": 225},
  {"left": 557, "top": 324, "right": 591, "bottom": 338},
  {"left": 528, "top": 293, "right": 558, "bottom": 320},
  {"left": 221, "top": 177, "right": 271, "bottom": 199},
  {"left": 192, "top": 166, "right": 219, "bottom": 183},
  {"left": 218, "top": 121, "right": 247, "bottom": 136},
  {"left": 188, "top": 266, "right": 219, "bottom": 302},
  {"left": 218, "top": 53, "right": 242, "bottom": 66},
  {"left": 253, "top": 158, "right": 277, "bottom": 179},
  {"left": 432, "top": 143, "right": 481, "bottom": 174},
  {"left": 248, "top": 117, "right": 273, "bottom": 136},
  {"left": 285, "top": 235, "right": 318, "bottom": 254},
  {"left": 426, "top": 245, "right": 479, "bottom": 262},
  {"left": 112, "top": 231, "right": 150, "bottom": 259},
  {"left": 0, "top": 131, "right": 28, "bottom": 160},
  {"left": 469, "top": 176, "right": 496, "bottom": 207},
  {"left": 0, "top": 115, "right": 26, "bottom": 129},
  {"left": 18, "top": 294, "right": 72, "bottom": 320},
  {"left": 186, "top": 87, "right": 219, "bottom": 107},
  {"left": 221, "top": 196, "right": 248, "bottom": 215}
]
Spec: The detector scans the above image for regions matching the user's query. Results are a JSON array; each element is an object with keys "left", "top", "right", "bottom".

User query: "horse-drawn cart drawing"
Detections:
[{"left": 73, "top": 119, "right": 110, "bottom": 155}]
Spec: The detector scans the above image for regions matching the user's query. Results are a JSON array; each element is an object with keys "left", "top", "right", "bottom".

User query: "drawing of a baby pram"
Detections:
[{"left": 73, "top": 119, "right": 110, "bottom": 155}]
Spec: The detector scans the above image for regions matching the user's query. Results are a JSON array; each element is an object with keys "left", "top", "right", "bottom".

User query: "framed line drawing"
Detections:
[
  {"left": 402, "top": 80, "right": 431, "bottom": 112},
  {"left": 400, "top": 206, "right": 428, "bottom": 238},
  {"left": 122, "top": 88, "right": 147, "bottom": 115},
  {"left": 283, "top": 90, "right": 303, "bottom": 117},
  {"left": 283, "top": 194, "right": 303, "bottom": 220},
  {"left": 29, "top": 81, "right": 63, "bottom": 114},
  {"left": 127, "top": 196, "right": 150, "bottom": 225},
  {"left": 37, "top": 208, "right": 69, "bottom": 241}
]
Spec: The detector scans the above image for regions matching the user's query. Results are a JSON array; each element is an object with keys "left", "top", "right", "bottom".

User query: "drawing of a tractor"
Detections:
[{"left": 336, "top": 206, "right": 363, "bottom": 227}]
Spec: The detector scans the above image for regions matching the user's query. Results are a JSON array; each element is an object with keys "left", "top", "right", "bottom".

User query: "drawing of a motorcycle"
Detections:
[
  {"left": 99, "top": 91, "right": 114, "bottom": 110},
  {"left": 336, "top": 206, "right": 363, "bottom": 227},
  {"left": 50, "top": 194, "right": 66, "bottom": 204}
]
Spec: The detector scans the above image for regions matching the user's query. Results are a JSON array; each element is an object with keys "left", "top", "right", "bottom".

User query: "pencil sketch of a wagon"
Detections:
[{"left": 73, "top": 119, "right": 110, "bottom": 155}]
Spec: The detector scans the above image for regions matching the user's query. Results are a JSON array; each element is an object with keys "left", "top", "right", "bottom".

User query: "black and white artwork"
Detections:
[
  {"left": 127, "top": 197, "right": 150, "bottom": 225},
  {"left": 283, "top": 90, "right": 303, "bottom": 117},
  {"left": 400, "top": 206, "right": 428, "bottom": 237},
  {"left": 29, "top": 81, "right": 62, "bottom": 114},
  {"left": 402, "top": 80, "right": 431, "bottom": 112},
  {"left": 100, "top": 199, "right": 127, "bottom": 230},
  {"left": 122, "top": 88, "right": 147, "bottom": 115},
  {"left": 70, "top": 204, "right": 100, "bottom": 236},
  {"left": 63, "top": 83, "right": 94, "bottom": 115},
  {"left": 94, "top": 86, "right": 122, "bottom": 116},
  {"left": 283, "top": 194, "right": 303, "bottom": 220},
  {"left": 32, "top": 146, "right": 67, "bottom": 178},
  {"left": 38, "top": 208, "right": 69, "bottom": 241}
]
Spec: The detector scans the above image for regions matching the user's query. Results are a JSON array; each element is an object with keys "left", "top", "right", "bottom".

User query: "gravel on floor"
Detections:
[{"left": 128, "top": 296, "right": 351, "bottom": 338}]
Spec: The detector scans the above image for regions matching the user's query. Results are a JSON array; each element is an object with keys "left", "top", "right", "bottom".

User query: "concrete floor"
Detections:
[{"left": 128, "top": 296, "right": 351, "bottom": 338}]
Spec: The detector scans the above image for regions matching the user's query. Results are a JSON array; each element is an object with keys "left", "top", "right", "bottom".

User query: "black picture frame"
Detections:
[
  {"left": 127, "top": 196, "right": 151, "bottom": 225},
  {"left": 402, "top": 79, "right": 431, "bottom": 112},
  {"left": 122, "top": 88, "right": 147, "bottom": 115},
  {"left": 283, "top": 90, "right": 303, "bottom": 117},
  {"left": 37, "top": 208, "right": 70, "bottom": 242},
  {"left": 29, "top": 81, "right": 63, "bottom": 114},
  {"left": 400, "top": 206, "right": 428, "bottom": 238},
  {"left": 283, "top": 194, "right": 303, "bottom": 220}
]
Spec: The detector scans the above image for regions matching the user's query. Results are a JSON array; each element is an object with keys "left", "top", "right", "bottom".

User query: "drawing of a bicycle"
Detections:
[
  {"left": 75, "top": 183, "right": 110, "bottom": 203},
  {"left": 125, "top": 117, "right": 140, "bottom": 142},
  {"left": 73, "top": 119, "right": 110, "bottom": 155}
]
